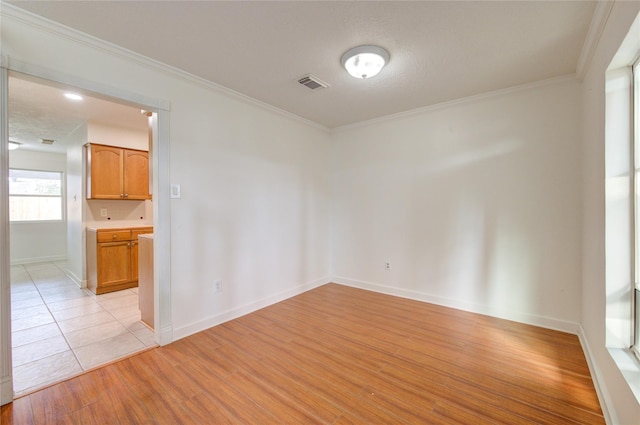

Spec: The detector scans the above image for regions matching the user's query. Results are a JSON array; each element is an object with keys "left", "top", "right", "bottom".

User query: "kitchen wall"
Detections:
[
  {"left": 67, "top": 120, "right": 152, "bottom": 285},
  {"left": 9, "top": 149, "right": 67, "bottom": 264},
  {"left": 581, "top": 1, "right": 640, "bottom": 423},
  {"left": 84, "top": 120, "right": 152, "bottom": 227},
  {"left": 331, "top": 77, "right": 582, "bottom": 330},
  {"left": 88, "top": 121, "right": 148, "bottom": 151}
]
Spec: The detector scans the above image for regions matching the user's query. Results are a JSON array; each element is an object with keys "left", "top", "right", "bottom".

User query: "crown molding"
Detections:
[
  {"left": 332, "top": 74, "right": 579, "bottom": 134},
  {"left": 576, "top": 1, "right": 615, "bottom": 80},
  {"left": 0, "top": 3, "right": 329, "bottom": 133}
]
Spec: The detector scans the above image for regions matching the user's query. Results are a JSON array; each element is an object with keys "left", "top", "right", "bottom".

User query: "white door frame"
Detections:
[
  {"left": 0, "top": 59, "right": 173, "bottom": 405},
  {"left": 1, "top": 62, "right": 13, "bottom": 406}
]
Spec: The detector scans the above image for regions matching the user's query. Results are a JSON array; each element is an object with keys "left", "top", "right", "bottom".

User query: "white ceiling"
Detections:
[
  {"left": 6, "top": 0, "right": 597, "bottom": 146},
  {"left": 8, "top": 74, "right": 149, "bottom": 154}
]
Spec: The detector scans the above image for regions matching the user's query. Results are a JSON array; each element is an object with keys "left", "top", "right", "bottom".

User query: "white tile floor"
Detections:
[{"left": 10, "top": 261, "right": 156, "bottom": 396}]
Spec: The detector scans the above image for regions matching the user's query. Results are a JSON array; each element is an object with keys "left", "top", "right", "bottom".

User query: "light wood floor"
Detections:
[{"left": 1, "top": 283, "right": 604, "bottom": 424}]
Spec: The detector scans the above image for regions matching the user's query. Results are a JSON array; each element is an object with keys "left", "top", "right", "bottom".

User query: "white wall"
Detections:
[
  {"left": 4, "top": 3, "right": 637, "bottom": 421},
  {"left": 85, "top": 121, "right": 152, "bottom": 227},
  {"left": 331, "top": 79, "right": 583, "bottom": 330},
  {"left": 582, "top": 2, "right": 640, "bottom": 424},
  {"left": 65, "top": 122, "right": 86, "bottom": 285},
  {"left": 0, "top": 6, "right": 332, "bottom": 343},
  {"left": 168, "top": 92, "right": 331, "bottom": 335},
  {"left": 9, "top": 149, "right": 67, "bottom": 264},
  {"left": 87, "top": 120, "right": 148, "bottom": 151}
]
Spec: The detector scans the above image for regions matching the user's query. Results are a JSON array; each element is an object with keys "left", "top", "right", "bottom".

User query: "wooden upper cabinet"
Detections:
[
  {"left": 86, "top": 143, "right": 151, "bottom": 200},
  {"left": 123, "top": 149, "right": 150, "bottom": 200}
]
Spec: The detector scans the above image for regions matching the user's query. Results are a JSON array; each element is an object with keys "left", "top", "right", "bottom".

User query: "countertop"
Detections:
[{"left": 86, "top": 221, "right": 153, "bottom": 231}]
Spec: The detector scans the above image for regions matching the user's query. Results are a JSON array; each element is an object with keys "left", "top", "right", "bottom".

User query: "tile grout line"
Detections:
[
  {"left": 11, "top": 264, "right": 82, "bottom": 396},
  {"left": 10, "top": 261, "right": 154, "bottom": 396},
  {"left": 98, "top": 288, "right": 157, "bottom": 349},
  {"left": 25, "top": 264, "right": 84, "bottom": 371}
]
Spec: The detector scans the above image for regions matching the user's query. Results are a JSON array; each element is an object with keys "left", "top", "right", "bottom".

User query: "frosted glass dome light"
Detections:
[{"left": 341, "top": 45, "right": 390, "bottom": 79}]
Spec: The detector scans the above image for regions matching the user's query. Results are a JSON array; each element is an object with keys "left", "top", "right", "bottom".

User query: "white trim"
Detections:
[
  {"left": 63, "top": 268, "right": 85, "bottom": 289},
  {"left": 172, "top": 276, "right": 330, "bottom": 342},
  {"left": 332, "top": 74, "right": 579, "bottom": 134},
  {"left": 157, "top": 325, "right": 173, "bottom": 347},
  {"left": 0, "top": 3, "right": 328, "bottom": 133},
  {"left": 7, "top": 57, "right": 170, "bottom": 113},
  {"left": 608, "top": 347, "right": 640, "bottom": 403},
  {"left": 0, "top": 65, "right": 13, "bottom": 406},
  {"left": 152, "top": 109, "right": 172, "bottom": 347},
  {"left": 332, "top": 276, "right": 581, "bottom": 334},
  {"left": 10, "top": 254, "right": 67, "bottom": 266},
  {"left": 577, "top": 325, "right": 617, "bottom": 425},
  {"left": 0, "top": 376, "right": 12, "bottom": 407},
  {"left": 577, "top": 1, "right": 615, "bottom": 80}
]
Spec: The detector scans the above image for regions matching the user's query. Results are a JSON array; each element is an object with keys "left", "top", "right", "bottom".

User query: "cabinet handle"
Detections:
[
  {"left": 112, "top": 235, "right": 117, "bottom": 239},
  {"left": 124, "top": 194, "right": 129, "bottom": 198}
]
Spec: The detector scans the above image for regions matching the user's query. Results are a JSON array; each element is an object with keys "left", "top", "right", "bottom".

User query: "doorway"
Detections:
[{"left": 2, "top": 70, "right": 168, "bottom": 399}]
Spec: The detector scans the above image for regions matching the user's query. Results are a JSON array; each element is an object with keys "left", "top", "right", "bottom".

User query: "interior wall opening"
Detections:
[{"left": 5, "top": 71, "right": 161, "bottom": 398}]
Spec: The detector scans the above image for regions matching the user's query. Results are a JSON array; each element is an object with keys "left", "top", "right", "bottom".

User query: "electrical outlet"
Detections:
[
  {"left": 214, "top": 280, "right": 222, "bottom": 293},
  {"left": 385, "top": 261, "right": 391, "bottom": 271},
  {"left": 100, "top": 208, "right": 108, "bottom": 217}
]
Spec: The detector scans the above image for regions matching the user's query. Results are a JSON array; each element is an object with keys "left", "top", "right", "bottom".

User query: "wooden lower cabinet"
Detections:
[{"left": 87, "top": 226, "right": 153, "bottom": 294}]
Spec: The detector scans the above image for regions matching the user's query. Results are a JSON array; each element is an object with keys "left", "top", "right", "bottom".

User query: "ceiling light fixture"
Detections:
[
  {"left": 341, "top": 45, "right": 390, "bottom": 79},
  {"left": 8, "top": 141, "right": 21, "bottom": 150},
  {"left": 64, "top": 92, "right": 83, "bottom": 101}
]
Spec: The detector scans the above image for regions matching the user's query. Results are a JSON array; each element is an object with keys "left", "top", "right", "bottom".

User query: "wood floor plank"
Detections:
[
  {"left": 0, "top": 396, "right": 33, "bottom": 425},
  {"left": 180, "top": 378, "right": 279, "bottom": 424},
  {"left": 443, "top": 375, "right": 603, "bottom": 425},
  {"left": 433, "top": 399, "right": 519, "bottom": 425},
  {"left": 2, "top": 283, "right": 605, "bottom": 424}
]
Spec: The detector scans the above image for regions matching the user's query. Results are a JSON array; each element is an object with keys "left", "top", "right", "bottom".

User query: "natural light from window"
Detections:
[
  {"left": 604, "top": 11, "right": 640, "bottom": 402},
  {"left": 9, "top": 169, "right": 63, "bottom": 222}
]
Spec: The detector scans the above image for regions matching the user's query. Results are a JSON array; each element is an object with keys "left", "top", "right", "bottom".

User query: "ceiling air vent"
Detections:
[
  {"left": 41, "top": 139, "right": 55, "bottom": 145},
  {"left": 298, "top": 74, "right": 329, "bottom": 91}
]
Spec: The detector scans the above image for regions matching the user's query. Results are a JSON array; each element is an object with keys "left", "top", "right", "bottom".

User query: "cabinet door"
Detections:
[
  {"left": 89, "top": 145, "right": 124, "bottom": 199},
  {"left": 97, "top": 241, "right": 131, "bottom": 288},
  {"left": 123, "top": 150, "right": 150, "bottom": 200}
]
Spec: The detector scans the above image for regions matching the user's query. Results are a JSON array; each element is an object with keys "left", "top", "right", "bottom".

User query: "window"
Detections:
[
  {"left": 9, "top": 169, "right": 63, "bottom": 222},
  {"left": 604, "top": 10, "right": 640, "bottom": 405}
]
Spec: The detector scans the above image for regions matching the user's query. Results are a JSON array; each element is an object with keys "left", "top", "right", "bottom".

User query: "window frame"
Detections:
[
  {"left": 633, "top": 58, "right": 640, "bottom": 360},
  {"left": 8, "top": 167, "right": 65, "bottom": 223}
]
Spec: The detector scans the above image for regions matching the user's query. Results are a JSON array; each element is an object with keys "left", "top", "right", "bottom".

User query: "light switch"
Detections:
[{"left": 170, "top": 184, "right": 181, "bottom": 199}]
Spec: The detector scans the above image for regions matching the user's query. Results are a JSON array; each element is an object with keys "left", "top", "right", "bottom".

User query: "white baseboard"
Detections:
[
  {"left": 331, "top": 276, "right": 581, "bottom": 334},
  {"left": 576, "top": 326, "right": 615, "bottom": 425},
  {"left": 10, "top": 255, "right": 67, "bottom": 266},
  {"left": 156, "top": 325, "right": 173, "bottom": 347},
  {"left": 171, "top": 276, "right": 331, "bottom": 342},
  {"left": 0, "top": 375, "right": 13, "bottom": 406},
  {"left": 64, "top": 269, "right": 85, "bottom": 288}
]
